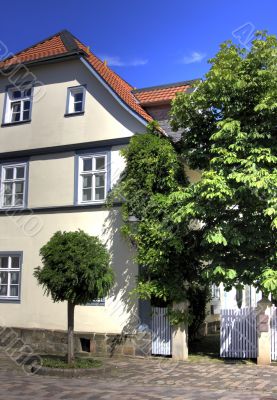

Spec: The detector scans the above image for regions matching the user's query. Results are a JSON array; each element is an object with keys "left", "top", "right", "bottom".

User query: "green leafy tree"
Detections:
[
  {"left": 170, "top": 31, "right": 277, "bottom": 296},
  {"left": 34, "top": 230, "right": 114, "bottom": 364},
  {"left": 111, "top": 132, "right": 210, "bottom": 326},
  {"left": 112, "top": 31, "right": 276, "bottom": 335}
]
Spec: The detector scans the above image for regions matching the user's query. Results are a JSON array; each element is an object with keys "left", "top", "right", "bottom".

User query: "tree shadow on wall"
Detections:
[{"left": 102, "top": 208, "right": 141, "bottom": 337}]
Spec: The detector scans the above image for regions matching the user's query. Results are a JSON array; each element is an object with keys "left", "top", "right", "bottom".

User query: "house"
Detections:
[
  {"left": 0, "top": 30, "right": 196, "bottom": 356},
  {"left": 210, "top": 284, "right": 263, "bottom": 313},
  {"left": 205, "top": 284, "right": 263, "bottom": 333}
]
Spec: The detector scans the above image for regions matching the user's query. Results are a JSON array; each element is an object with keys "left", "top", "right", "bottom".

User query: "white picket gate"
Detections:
[
  {"left": 151, "top": 307, "right": 172, "bottom": 356},
  {"left": 271, "top": 306, "right": 277, "bottom": 361},
  {"left": 220, "top": 308, "right": 257, "bottom": 358}
]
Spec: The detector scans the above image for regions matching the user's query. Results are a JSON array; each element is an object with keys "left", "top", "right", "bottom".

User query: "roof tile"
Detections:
[
  {"left": 0, "top": 34, "right": 67, "bottom": 67},
  {"left": 133, "top": 85, "right": 190, "bottom": 105}
]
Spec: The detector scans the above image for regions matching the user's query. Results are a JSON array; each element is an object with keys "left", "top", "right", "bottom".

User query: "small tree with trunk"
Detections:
[{"left": 34, "top": 230, "right": 114, "bottom": 364}]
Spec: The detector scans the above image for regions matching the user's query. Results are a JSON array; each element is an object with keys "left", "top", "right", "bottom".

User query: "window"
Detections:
[
  {"left": 4, "top": 87, "right": 32, "bottom": 124},
  {"left": 87, "top": 298, "right": 105, "bottom": 306},
  {"left": 66, "top": 86, "right": 86, "bottom": 114},
  {"left": 0, "top": 253, "right": 22, "bottom": 301},
  {"left": 78, "top": 154, "right": 107, "bottom": 203},
  {"left": 0, "top": 163, "right": 27, "bottom": 208},
  {"left": 211, "top": 284, "right": 220, "bottom": 299}
]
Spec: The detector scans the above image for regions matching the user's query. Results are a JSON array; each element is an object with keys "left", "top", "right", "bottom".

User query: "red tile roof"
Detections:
[
  {"left": 133, "top": 83, "right": 192, "bottom": 106},
  {"left": 0, "top": 30, "right": 152, "bottom": 124},
  {"left": 0, "top": 34, "right": 68, "bottom": 67},
  {"left": 75, "top": 40, "right": 153, "bottom": 123}
]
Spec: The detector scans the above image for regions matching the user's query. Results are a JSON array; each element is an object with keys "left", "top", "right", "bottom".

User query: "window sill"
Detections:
[
  {"left": 0, "top": 298, "right": 20, "bottom": 303},
  {"left": 0, "top": 203, "right": 119, "bottom": 214},
  {"left": 77, "top": 201, "right": 106, "bottom": 206},
  {"left": 1, "top": 120, "right": 31, "bottom": 127},
  {"left": 64, "top": 111, "right": 84, "bottom": 117},
  {"left": 0, "top": 206, "right": 26, "bottom": 212}
]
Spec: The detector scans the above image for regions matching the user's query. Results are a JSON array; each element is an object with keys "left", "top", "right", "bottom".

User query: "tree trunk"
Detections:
[{"left": 67, "top": 302, "right": 75, "bottom": 365}]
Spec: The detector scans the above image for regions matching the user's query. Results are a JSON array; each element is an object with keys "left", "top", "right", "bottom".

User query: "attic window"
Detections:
[
  {"left": 4, "top": 87, "right": 33, "bottom": 124},
  {"left": 66, "top": 85, "right": 86, "bottom": 115}
]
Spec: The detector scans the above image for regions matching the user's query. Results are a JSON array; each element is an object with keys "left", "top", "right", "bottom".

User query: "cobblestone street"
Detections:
[{"left": 0, "top": 350, "right": 277, "bottom": 399}]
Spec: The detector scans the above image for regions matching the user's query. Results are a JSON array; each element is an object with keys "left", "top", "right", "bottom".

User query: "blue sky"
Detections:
[{"left": 0, "top": 0, "right": 276, "bottom": 88}]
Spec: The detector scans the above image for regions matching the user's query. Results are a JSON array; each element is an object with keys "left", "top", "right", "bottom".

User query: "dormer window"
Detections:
[
  {"left": 3, "top": 87, "right": 32, "bottom": 124},
  {"left": 66, "top": 85, "right": 86, "bottom": 115}
]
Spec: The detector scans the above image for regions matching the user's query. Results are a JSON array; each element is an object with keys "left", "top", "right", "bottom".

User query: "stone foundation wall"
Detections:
[{"left": 0, "top": 326, "right": 152, "bottom": 357}]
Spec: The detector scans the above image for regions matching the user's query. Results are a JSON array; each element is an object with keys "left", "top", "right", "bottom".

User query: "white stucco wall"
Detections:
[
  {"left": 0, "top": 208, "right": 137, "bottom": 334},
  {"left": 28, "top": 152, "right": 75, "bottom": 207},
  {"left": 27, "top": 145, "right": 126, "bottom": 208},
  {"left": 0, "top": 126, "right": 131, "bottom": 333}
]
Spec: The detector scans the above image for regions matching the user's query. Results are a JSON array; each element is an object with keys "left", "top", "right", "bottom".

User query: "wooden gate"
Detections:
[
  {"left": 271, "top": 306, "right": 277, "bottom": 361},
  {"left": 220, "top": 308, "right": 257, "bottom": 358},
  {"left": 151, "top": 307, "right": 172, "bottom": 356}
]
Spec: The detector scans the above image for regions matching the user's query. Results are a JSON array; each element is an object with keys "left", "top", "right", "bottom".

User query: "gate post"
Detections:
[
  {"left": 172, "top": 301, "right": 189, "bottom": 361},
  {"left": 256, "top": 297, "right": 272, "bottom": 365}
]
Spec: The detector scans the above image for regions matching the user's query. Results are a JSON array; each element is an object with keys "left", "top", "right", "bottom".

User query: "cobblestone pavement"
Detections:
[{"left": 0, "top": 350, "right": 277, "bottom": 399}]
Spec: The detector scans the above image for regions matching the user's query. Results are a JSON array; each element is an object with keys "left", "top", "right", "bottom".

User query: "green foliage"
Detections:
[
  {"left": 111, "top": 132, "right": 209, "bottom": 320},
  {"left": 167, "top": 307, "right": 191, "bottom": 326},
  {"left": 170, "top": 31, "right": 277, "bottom": 296},
  {"left": 146, "top": 120, "right": 162, "bottom": 135},
  {"left": 113, "top": 132, "right": 202, "bottom": 304},
  {"left": 34, "top": 230, "right": 114, "bottom": 305},
  {"left": 112, "top": 32, "right": 277, "bottom": 333},
  {"left": 114, "top": 132, "right": 186, "bottom": 222},
  {"left": 158, "top": 286, "right": 210, "bottom": 332}
]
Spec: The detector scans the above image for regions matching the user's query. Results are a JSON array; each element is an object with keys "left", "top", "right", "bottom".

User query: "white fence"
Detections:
[
  {"left": 271, "top": 306, "right": 277, "bottom": 361},
  {"left": 151, "top": 307, "right": 172, "bottom": 356},
  {"left": 220, "top": 308, "right": 257, "bottom": 358}
]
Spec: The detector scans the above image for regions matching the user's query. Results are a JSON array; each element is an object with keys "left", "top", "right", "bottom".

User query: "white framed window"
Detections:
[
  {"left": 4, "top": 87, "right": 32, "bottom": 124},
  {"left": 66, "top": 85, "right": 86, "bottom": 114},
  {"left": 0, "top": 253, "right": 22, "bottom": 301},
  {"left": 211, "top": 284, "right": 220, "bottom": 299},
  {"left": 87, "top": 298, "right": 105, "bottom": 306},
  {"left": 0, "top": 162, "right": 27, "bottom": 208},
  {"left": 78, "top": 154, "right": 107, "bottom": 203}
]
